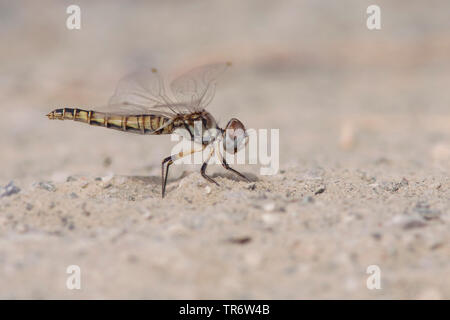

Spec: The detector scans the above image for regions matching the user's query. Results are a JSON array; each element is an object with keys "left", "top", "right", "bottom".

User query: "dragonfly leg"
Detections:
[
  {"left": 221, "top": 158, "right": 251, "bottom": 182},
  {"left": 160, "top": 145, "right": 207, "bottom": 198},
  {"left": 201, "top": 162, "right": 220, "bottom": 186},
  {"left": 161, "top": 156, "right": 173, "bottom": 198}
]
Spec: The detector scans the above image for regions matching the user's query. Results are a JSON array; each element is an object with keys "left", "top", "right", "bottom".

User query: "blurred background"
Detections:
[{"left": 0, "top": 0, "right": 449, "bottom": 299}]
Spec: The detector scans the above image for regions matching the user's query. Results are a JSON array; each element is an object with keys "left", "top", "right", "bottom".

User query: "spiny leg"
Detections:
[
  {"left": 160, "top": 145, "right": 207, "bottom": 198},
  {"left": 221, "top": 158, "right": 251, "bottom": 182},
  {"left": 200, "top": 147, "right": 219, "bottom": 186},
  {"left": 200, "top": 162, "right": 219, "bottom": 186},
  {"left": 161, "top": 156, "right": 173, "bottom": 198}
]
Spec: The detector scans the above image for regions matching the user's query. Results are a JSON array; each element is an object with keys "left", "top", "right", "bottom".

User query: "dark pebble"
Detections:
[
  {"left": 228, "top": 236, "right": 252, "bottom": 245},
  {"left": 314, "top": 186, "right": 326, "bottom": 195},
  {"left": 0, "top": 181, "right": 21, "bottom": 198},
  {"left": 403, "top": 220, "right": 427, "bottom": 230}
]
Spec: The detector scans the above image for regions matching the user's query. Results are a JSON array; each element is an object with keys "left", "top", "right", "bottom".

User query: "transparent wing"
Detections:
[
  {"left": 170, "top": 62, "right": 231, "bottom": 110},
  {"left": 106, "top": 67, "right": 195, "bottom": 116},
  {"left": 91, "top": 103, "right": 177, "bottom": 117}
]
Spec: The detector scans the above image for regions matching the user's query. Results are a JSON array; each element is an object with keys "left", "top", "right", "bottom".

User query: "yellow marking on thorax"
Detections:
[{"left": 166, "top": 122, "right": 173, "bottom": 133}]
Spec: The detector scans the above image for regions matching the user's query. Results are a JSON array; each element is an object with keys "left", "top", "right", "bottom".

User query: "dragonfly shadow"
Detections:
[
  {"left": 126, "top": 170, "right": 258, "bottom": 185},
  {"left": 126, "top": 175, "right": 161, "bottom": 185},
  {"left": 211, "top": 171, "right": 259, "bottom": 182},
  {"left": 127, "top": 171, "right": 191, "bottom": 185}
]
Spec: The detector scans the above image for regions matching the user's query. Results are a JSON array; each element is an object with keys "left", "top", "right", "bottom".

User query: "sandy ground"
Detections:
[{"left": 0, "top": 1, "right": 449, "bottom": 299}]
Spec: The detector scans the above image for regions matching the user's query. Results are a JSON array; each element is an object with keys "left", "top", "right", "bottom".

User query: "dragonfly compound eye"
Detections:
[{"left": 223, "top": 118, "right": 248, "bottom": 154}]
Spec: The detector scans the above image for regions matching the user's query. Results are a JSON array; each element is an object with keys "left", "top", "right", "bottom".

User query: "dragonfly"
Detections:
[{"left": 47, "top": 62, "right": 250, "bottom": 197}]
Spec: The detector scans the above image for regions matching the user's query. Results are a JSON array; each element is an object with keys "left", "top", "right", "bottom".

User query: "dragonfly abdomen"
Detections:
[{"left": 47, "top": 108, "right": 174, "bottom": 135}]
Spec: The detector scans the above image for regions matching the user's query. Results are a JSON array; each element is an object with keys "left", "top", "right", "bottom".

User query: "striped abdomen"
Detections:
[{"left": 46, "top": 108, "right": 175, "bottom": 135}]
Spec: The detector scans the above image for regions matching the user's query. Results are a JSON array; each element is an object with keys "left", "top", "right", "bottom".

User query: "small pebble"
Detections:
[
  {"left": 101, "top": 173, "right": 114, "bottom": 183},
  {"left": 357, "top": 170, "right": 376, "bottom": 184},
  {"left": 263, "top": 202, "right": 276, "bottom": 212},
  {"left": 247, "top": 183, "right": 256, "bottom": 190},
  {"left": 381, "top": 181, "right": 402, "bottom": 193},
  {"left": 403, "top": 220, "right": 427, "bottom": 230},
  {"left": 302, "top": 195, "right": 315, "bottom": 204},
  {"left": 314, "top": 185, "right": 326, "bottom": 195},
  {"left": 0, "top": 181, "right": 21, "bottom": 198},
  {"left": 205, "top": 186, "right": 212, "bottom": 194},
  {"left": 432, "top": 183, "right": 442, "bottom": 190},
  {"left": 262, "top": 213, "right": 279, "bottom": 225},
  {"left": 80, "top": 181, "right": 89, "bottom": 189},
  {"left": 227, "top": 236, "right": 252, "bottom": 245},
  {"left": 390, "top": 215, "right": 425, "bottom": 230},
  {"left": 414, "top": 201, "right": 441, "bottom": 220},
  {"left": 33, "top": 181, "right": 56, "bottom": 192}
]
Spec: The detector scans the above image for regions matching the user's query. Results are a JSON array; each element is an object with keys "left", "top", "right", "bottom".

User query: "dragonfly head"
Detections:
[{"left": 222, "top": 118, "right": 248, "bottom": 154}]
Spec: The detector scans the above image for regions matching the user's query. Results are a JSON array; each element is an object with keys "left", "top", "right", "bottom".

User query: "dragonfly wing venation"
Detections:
[
  {"left": 102, "top": 63, "right": 230, "bottom": 116},
  {"left": 92, "top": 103, "right": 178, "bottom": 118},
  {"left": 109, "top": 68, "right": 168, "bottom": 106},
  {"left": 49, "top": 63, "right": 231, "bottom": 134},
  {"left": 170, "top": 62, "right": 231, "bottom": 110},
  {"left": 107, "top": 67, "right": 198, "bottom": 116}
]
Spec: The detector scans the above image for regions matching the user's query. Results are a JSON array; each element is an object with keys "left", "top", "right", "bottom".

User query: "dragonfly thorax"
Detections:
[{"left": 180, "top": 111, "right": 221, "bottom": 145}]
